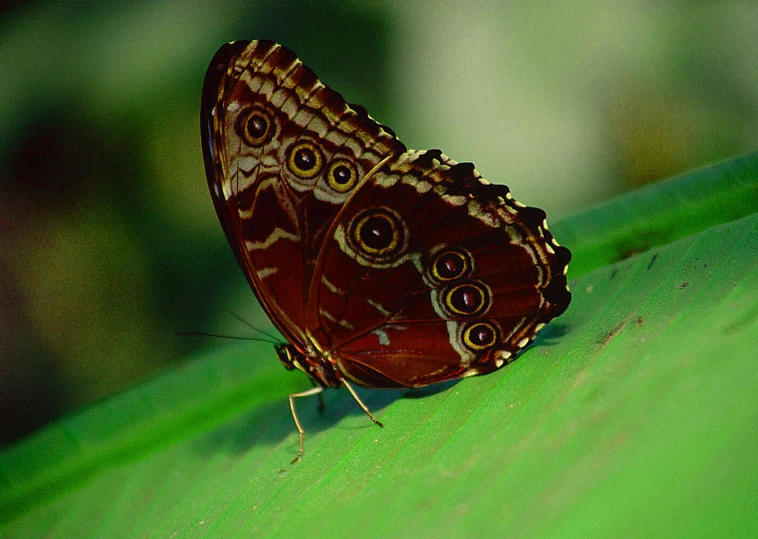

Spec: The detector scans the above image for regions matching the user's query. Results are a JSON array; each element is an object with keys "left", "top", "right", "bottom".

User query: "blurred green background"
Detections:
[{"left": 1, "top": 2, "right": 756, "bottom": 447}]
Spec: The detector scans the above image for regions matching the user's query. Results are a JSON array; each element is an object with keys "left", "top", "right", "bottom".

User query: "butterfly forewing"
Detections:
[{"left": 202, "top": 40, "right": 405, "bottom": 356}]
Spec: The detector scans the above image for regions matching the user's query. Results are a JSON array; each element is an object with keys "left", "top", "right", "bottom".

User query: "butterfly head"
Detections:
[{"left": 275, "top": 343, "right": 301, "bottom": 372}]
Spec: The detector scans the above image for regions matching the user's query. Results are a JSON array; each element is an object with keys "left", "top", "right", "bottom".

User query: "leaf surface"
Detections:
[{"left": 2, "top": 154, "right": 757, "bottom": 538}]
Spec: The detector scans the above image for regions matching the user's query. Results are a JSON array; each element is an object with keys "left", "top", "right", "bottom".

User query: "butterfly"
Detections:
[{"left": 201, "top": 40, "right": 571, "bottom": 461}]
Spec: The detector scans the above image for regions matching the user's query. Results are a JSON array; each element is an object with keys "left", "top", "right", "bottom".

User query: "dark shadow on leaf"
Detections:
[
  {"left": 290, "top": 385, "right": 405, "bottom": 437},
  {"left": 191, "top": 381, "right": 405, "bottom": 456},
  {"left": 533, "top": 322, "right": 571, "bottom": 345},
  {"left": 402, "top": 379, "right": 458, "bottom": 399},
  {"left": 191, "top": 400, "right": 293, "bottom": 455}
]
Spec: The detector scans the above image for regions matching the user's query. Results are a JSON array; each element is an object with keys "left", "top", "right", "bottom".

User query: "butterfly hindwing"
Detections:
[{"left": 310, "top": 150, "right": 571, "bottom": 387}]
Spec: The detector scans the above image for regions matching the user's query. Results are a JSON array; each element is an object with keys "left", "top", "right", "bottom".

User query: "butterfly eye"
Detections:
[
  {"left": 237, "top": 108, "right": 274, "bottom": 146},
  {"left": 327, "top": 159, "right": 358, "bottom": 193},
  {"left": 443, "top": 282, "right": 490, "bottom": 316},
  {"left": 463, "top": 322, "right": 499, "bottom": 351},
  {"left": 288, "top": 141, "right": 324, "bottom": 179},
  {"left": 431, "top": 249, "right": 472, "bottom": 282}
]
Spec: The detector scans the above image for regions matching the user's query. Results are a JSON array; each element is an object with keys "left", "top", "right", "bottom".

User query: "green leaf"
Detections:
[
  {"left": 552, "top": 151, "right": 758, "bottom": 278},
  {"left": 2, "top": 153, "right": 757, "bottom": 537}
]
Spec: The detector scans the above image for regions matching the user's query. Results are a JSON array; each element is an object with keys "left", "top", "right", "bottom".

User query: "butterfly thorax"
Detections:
[{"left": 275, "top": 343, "right": 342, "bottom": 388}]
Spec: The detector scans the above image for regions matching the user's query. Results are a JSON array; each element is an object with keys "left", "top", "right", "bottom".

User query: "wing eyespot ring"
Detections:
[
  {"left": 349, "top": 207, "right": 407, "bottom": 259},
  {"left": 236, "top": 107, "right": 275, "bottom": 147},
  {"left": 462, "top": 321, "right": 499, "bottom": 351},
  {"left": 430, "top": 248, "right": 473, "bottom": 283},
  {"left": 442, "top": 281, "right": 491, "bottom": 317},
  {"left": 288, "top": 141, "right": 324, "bottom": 179},
  {"left": 326, "top": 158, "right": 358, "bottom": 193}
]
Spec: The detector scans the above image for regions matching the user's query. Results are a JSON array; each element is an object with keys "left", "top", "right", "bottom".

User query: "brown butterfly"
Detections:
[{"left": 201, "top": 40, "right": 571, "bottom": 461}]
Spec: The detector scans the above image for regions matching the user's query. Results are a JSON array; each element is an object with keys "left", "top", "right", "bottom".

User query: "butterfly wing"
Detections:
[
  {"left": 309, "top": 150, "right": 571, "bottom": 388},
  {"left": 202, "top": 40, "right": 405, "bottom": 352},
  {"left": 203, "top": 40, "right": 571, "bottom": 390}
]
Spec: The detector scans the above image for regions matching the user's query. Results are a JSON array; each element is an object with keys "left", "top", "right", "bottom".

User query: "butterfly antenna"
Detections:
[
  {"left": 175, "top": 330, "right": 280, "bottom": 346},
  {"left": 223, "top": 308, "right": 284, "bottom": 344}
]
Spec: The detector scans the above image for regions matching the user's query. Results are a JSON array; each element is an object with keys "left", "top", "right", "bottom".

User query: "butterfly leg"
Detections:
[
  {"left": 308, "top": 378, "right": 326, "bottom": 413},
  {"left": 342, "top": 380, "right": 384, "bottom": 428},
  {"left": 289, "top": 386, "right": 324, "bottom": 463}
]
